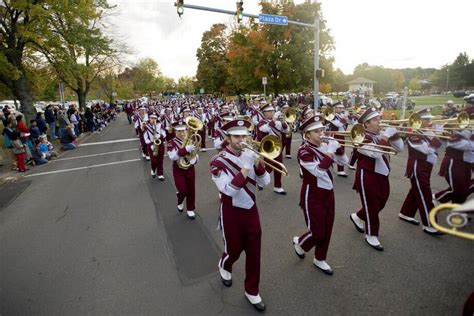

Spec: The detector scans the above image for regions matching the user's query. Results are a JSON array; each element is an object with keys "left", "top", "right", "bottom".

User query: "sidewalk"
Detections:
[{"left": 0, "top": 131, "right": 96, "bottom": 185}]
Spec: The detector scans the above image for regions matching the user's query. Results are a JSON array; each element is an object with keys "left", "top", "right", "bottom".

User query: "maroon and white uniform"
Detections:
[
  {"left": 134, "top": 113, "right": 148, "bottom": 157},
  {"left": 352, "top": 131, "right": 404, "bottom": 236},
  {"left": 295, "top": 141, "right": 348, "bottom": 260},
  {"left": 257, "top": 118, "right": 289, "bottom": 189},
  {"left": 435, "top": 130, "right": 473, "bottom": 204},
  {"left": 400, "top": 131, "right": 442, "bottom": 227},
  {"left": 194, "top": 111, "right": 208, "bottom": 149},
  {"left": 167, "top": 137, "right": 199, "bottom": 211},
  {"left": 328, "top": 112, "right": 349, "bottom": 172},
  {"left": 144, "top": 122, "right": 166, "bottom": 176},
  {"left": 210, "top": 148, "right": 270, "bottom": 296},
  {"left": 162, "top": 111, "right": 175, "bottom": 141},
  {"left": 213, "top": 128, "right": 228, "bottom": 151}
]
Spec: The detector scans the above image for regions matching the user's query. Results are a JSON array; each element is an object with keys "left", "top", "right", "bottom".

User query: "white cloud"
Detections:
[{"left": 107, "top": 0, "right": 474, "bottom": 79}]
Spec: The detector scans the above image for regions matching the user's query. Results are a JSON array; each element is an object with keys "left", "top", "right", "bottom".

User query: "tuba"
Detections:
[{"left": 177, "top": 116, "right": 203, "bottom": 169}]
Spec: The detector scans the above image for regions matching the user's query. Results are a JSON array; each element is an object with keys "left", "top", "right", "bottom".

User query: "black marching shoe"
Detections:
[
  {"left": 219, "top": 267, "right": 232, "bottom": 287},
  {"left": 245, "top": 293, "right": 266, "bottom": 313}
]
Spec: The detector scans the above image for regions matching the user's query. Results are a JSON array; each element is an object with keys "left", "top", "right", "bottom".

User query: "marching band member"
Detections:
[
  {"left": 398, "top": 108, "right": 443, "bottom": 235},
  {"left": 162, "top": 106, "right": 176, "bottom": 141},
  {"left": 349, "top": 107, "right": 404, "bottom": 251},
  {"left": 167, "top": 120, "right": 199, "bottom": 220},
  {"left": 257, "top": 103, "right": 290, "bottom": 195},
  {"left": 133, "top": 106, "right": 149, "bottom": 160},
  {"left": 328, "top": 101, "right": 349, "bottom": 177},
  {"left": 292, "top": 115, "right": 348, "bottom": 275},
  {"left": 434, "top": 125, "right": 473, "bottom": 204},
  {"left": 213, "top": 116, "right": 234, "bottom": 151},
  {"left": 194, "top": 105, "right": 208, "bottom": 151},
  {"left": 143, "top": 114, "right": 166, "bottom": 180},
  {"left": 281, "top": 104, "right": 293, "bottom": 159},
  {"left": 210, "top": 118, "right": 270, "bottom": 312},
  {"left": 347, "top": 104, "right": 366, "bottom": 170}
]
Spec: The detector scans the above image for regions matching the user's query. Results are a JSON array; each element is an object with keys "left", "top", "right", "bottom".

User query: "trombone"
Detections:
[
  {"left": 429, "top": 200, "right": 474, "bottom": 240},
  {"left": 240, "top": 135, "right": 289, "bottom": 176},
  {"left": 432, "top": 111, "right": 471, "bottom": 130},
  {"left": 380, "top": 112, "right": 454, "bottom": 139},
  {"left": 329, "top": 124, "right": 398, "bottom": 155}
]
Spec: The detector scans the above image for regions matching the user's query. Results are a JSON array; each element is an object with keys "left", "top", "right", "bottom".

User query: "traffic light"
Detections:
[
  {"left": 176, "top": 0, "right": 184, "bottom": 17},
  {"left": 236, "top": 1, "right": 244, "bottom": 23}
]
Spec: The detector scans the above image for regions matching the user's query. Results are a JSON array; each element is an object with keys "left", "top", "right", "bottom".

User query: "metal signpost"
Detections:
[
  {"left": 262, "top": 76, "right": 267, "bottom": 97},
  {"left": 175, "top": 1, "right": 321, "bottom": 110}
]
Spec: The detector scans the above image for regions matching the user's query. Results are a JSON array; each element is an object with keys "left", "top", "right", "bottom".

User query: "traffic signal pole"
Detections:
[{"left": 175, "top": 2, "right": 320, "bottom": 110}]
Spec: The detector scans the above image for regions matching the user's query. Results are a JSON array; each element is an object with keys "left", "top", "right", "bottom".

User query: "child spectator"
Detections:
[
  {"left": 29, "top": 119, "right": 41, "bottom": 141},
  {"left": 10, "top": 131, "right": 27, "bottom": 172},
  {"left": 38, "top": 134, "right": 57, "bottom": 159},
  {"left": 36, "top": 112, "right": 48, "bottom": 135}
]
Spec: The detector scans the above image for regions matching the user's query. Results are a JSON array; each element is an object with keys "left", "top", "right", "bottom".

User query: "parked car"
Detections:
[
  {"left": 453, "top": 91, "right": 468, "bottom": 98},
  {"left": 464, "top": 93, "right": 474, "bottom": 102}
]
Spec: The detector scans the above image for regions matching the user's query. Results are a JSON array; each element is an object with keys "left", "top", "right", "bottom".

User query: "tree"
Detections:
[
  {"left": 0, "top": 0, "right": 44, "bottom": 121},
  {"left": 408, "top": 78, "right": 421, "bottom": 92},
  {"left": 34, "top": 0, "right": 118, "bottom": 109},
  {"left": 177, "top": 76, "right": 196, "bottom": 95},
  {"left": 196, "top": 23, "right": 228, "bottom": 94}
]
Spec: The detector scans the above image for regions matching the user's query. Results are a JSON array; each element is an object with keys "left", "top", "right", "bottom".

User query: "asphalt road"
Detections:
[{"left": 1, "top": 114, "right": 472, "bottom": 315}]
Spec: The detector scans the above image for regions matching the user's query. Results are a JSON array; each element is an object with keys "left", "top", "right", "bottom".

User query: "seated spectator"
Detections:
[
  {"left": 38, "top": 134, "right": 57, "bottom": 159},
  {"left": 31, "top": 140, "right": 49, "bottom": 165},
  {"left": 29, "top": 119, "right": 41, "bottom": 141},
  {"left": 60, "top": 124, "right": 77, "bottom": 150}
]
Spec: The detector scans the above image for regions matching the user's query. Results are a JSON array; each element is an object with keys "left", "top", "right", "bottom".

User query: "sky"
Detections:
[{"left": 107, "top": 0, "right": 474, "bottom": 80}]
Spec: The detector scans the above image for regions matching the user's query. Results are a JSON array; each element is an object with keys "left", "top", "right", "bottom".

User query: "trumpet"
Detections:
[
  {"left": 429, "top": 200, "right": 474, "bottom": 240},
  {"left": 177, "top": 116, "right": 203, "bottom": 169},
  {"left": 240, "top": 135, "right": 289, "bottom": 176},
  {"left": 330, "top": 124, "right": 398, "bottom": 155}
]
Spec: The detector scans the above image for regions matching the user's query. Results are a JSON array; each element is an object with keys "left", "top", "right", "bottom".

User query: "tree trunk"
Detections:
[
  {"left": 13, "top": 74, "right": 36, "bottom": 123},
  {"left": 76, "top": 88, "right": 87, "bottom": 110}
]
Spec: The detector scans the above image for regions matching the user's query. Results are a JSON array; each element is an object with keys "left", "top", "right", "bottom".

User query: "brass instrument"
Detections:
[
  {"left": 152, "top": 138, "right": 161, "bottom": 156},
  {"left": 283, "top": 107, "right": 297, "bottom": 137},
  {"left": 241, "top": 135, "right": 289, "bottom": 176},
  {"left": 330, "top": 124, "right": 398, "bottom": 155},
  {"left": 380, "top": 113, "right": 453, "bottom": 139},
  {"left": 177, "top": 116, "right": 203, "bottom": 169},
  {"left": 429, "top": 200, "right": 474, "bottom": 240},
  {"left": 323, "top": 107, "right": 335, "bottom": 121},
  {"left": 433, "top": 111, "right": 470, "bottom": 129}
]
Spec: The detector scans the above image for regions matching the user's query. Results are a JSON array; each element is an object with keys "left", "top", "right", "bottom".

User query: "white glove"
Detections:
[
  {"left": 240, "top": 149, "right": 256, "bottom": 170},
  {"left": 382, "top": 127, "right": 397, "bottom": 139},
  {"left": 326, "top": 140, "right": 341, "bottom": 154},
  {"left": 433, "top": 125, "right": 444, "bottom": 133},
  {"left": 185, "top": 144, "right": 196, "bottom": 153}
]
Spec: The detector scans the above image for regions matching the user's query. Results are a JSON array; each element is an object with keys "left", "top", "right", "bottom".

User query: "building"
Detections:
[{"left": 346, "top": 77, "right": 376, "bottom": 96}]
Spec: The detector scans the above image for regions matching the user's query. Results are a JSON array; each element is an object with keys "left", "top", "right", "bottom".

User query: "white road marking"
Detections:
[
  {"left": 24, "top": 158, "right": 141, "bottom": 178},
  {"left": 53, "top": 149, "right": 138, "bottom": 162},
  {"left": 79, "top": 138, "right": 138, "bottom": 147}
]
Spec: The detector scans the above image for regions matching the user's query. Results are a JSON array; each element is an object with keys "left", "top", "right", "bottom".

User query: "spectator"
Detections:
[
  {"left": 29, "top": 119, "right": 41, "bottom": 141},
  {"left": 85, "top": 107, "right": 95, "bottom": 133},
  {"left": 57, "top": 109, "right": 70, "bottom": 137},
  {"left": 10, "top": 131, "right": 27, "bottom": 172},
  {"left": 31, "top": 140, "right": 49, "bottom": 165},
  {"left": 60, "top": 124, "right": 77, "bottom": 150},
  {"left": 44, "top": 104, "right": 57, "bottom": 140},
  {"left": 38, "top": 134, "right": 57, "bottom": 159},
  {"left": 36, "top": 112, "right": 48, "bottom": 135},
  {"left": 69, "top": 108, "right": 80, "bottom": 135}
]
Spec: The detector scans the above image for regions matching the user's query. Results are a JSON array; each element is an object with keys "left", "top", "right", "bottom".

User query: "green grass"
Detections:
[{"left": 410, "top": 95, "right": 464, "bottom": 106}]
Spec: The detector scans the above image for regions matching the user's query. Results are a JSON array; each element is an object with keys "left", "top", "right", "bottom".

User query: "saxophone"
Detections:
[
  {"left": 177, "top": 116, "right": 203, "bottom": 169},
  {"left": 151, "top": 124, "right": 161, "bottom": 156}
]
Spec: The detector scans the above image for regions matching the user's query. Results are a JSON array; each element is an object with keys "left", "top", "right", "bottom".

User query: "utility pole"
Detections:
[
  {"left": 174, "top": 1, "right": 321, "bottom": 110},
  {"left": 446, "top": 68, "right": 450, "bottom": 95}
]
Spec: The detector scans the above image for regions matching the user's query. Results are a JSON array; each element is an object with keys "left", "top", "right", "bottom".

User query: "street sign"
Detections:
[
  {"left": 258, "top": 14, "right": 288, "bottom": 25},
  {"left": 262, "top": 77, "right": 267, "bottom": 85}
]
